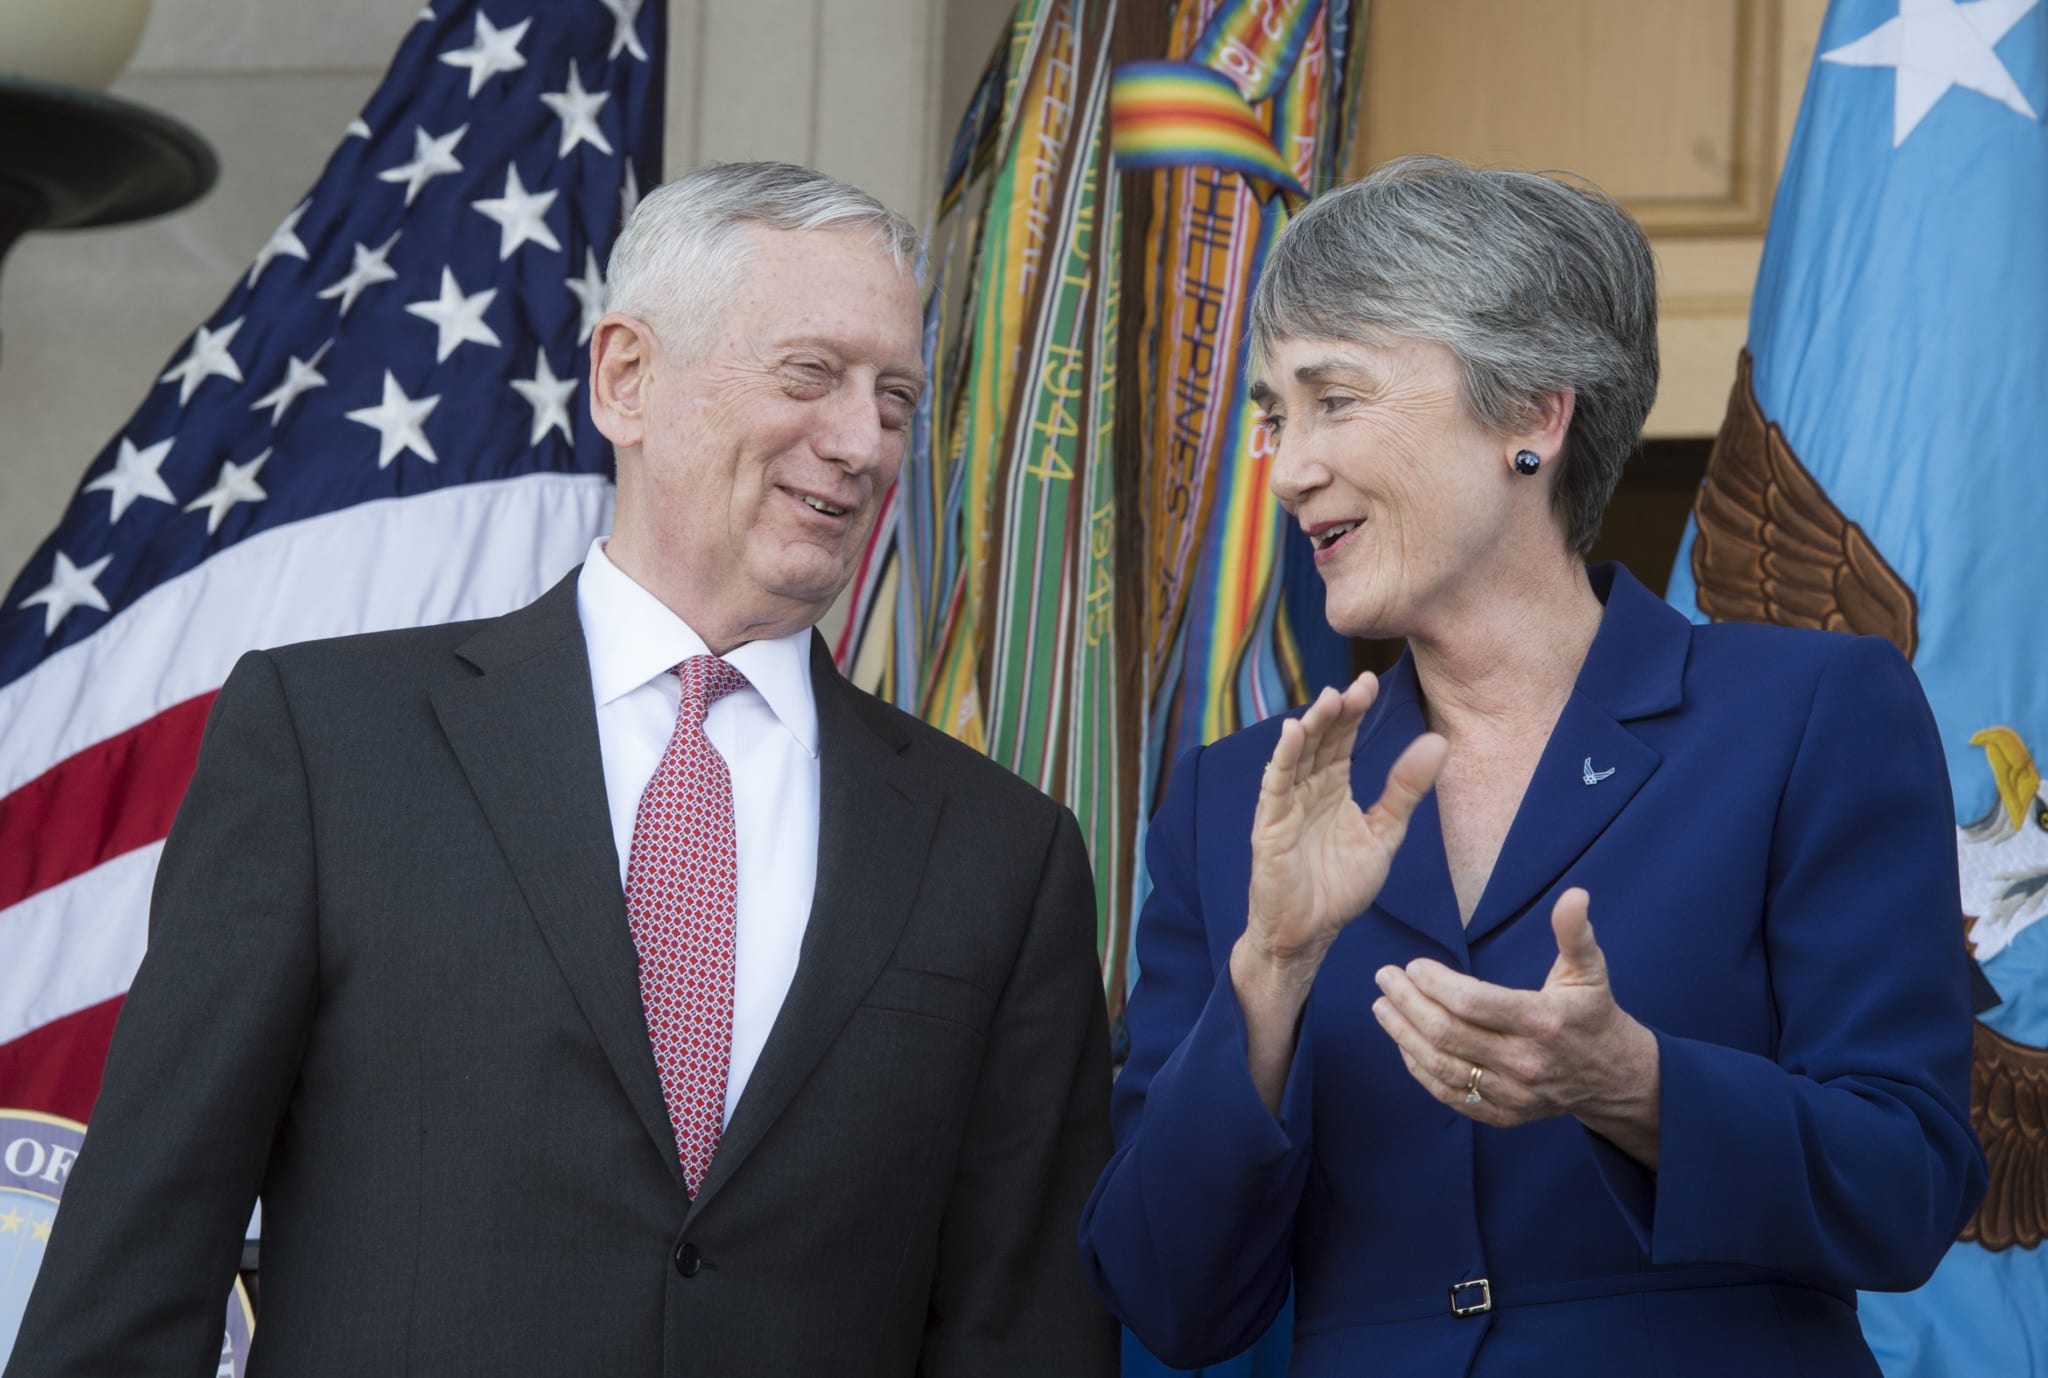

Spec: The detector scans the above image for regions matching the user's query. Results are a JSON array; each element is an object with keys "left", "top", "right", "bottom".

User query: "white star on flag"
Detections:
[
  {"left": 1822, "top": 0, "right": 2041, "bottom": 146},
  {"left": 247, "top": 201, "right": 312, "bottom": 287},
  {"left": 511, "top": 351, "right": 578, "bottom": 446},
  {"left": 159, "top": 318, "right": 245, "bottom": 406},
  {"left": 378, "top": 124, "right": 467, "bottom": 206},
  {"left": 250, "top": 342, "right": 333, "bottom": 425},
  {"left": 346, "top": 371, "right": 441, "bottom": 468},
  {"left": 84, "top": 437, "right": 177, "bottom": 523},
  {"left": 317, "top": 232, "right": 403, "bottom": 316},
  {"left": 472, "top": 164, "right": 562, "bottom": 260},
  {"left": 541, "top": 61, "right": 614, "bottom": 158},
  {"left": 600, "top": 0, "right": 649, "bottom": 61},
  {"left": 405, "top": 268, "right": 503, "bottom": 362},
  {"left": 439, "top": 12, "right": 530, "bottom": 97},
  {"left": 566, "top": 248, "right": 606, "bottom": 344},
  {"left": 18, "top": 551, "right": 114, "bottom": 637},
  {"left": 185, "top": 450, "right": 272, "bottom": 534}
]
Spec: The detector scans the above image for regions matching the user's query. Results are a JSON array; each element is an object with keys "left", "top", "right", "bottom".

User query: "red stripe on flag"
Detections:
[
  {"left": 0, "top": 691, "right": 216, "bottom": 912},
  {"left": 0, "top": 995, "right": 123, "bottom": 1122}
]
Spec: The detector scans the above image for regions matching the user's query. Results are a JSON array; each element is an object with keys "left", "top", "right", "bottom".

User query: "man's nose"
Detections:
[{"left": 814, "top": 385, "right": 887, "bottom": 470}]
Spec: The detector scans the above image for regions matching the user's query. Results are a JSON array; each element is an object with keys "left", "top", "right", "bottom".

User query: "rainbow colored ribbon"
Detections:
[{"left": 1109, "top": 61, "right": 1307, "bottom": 201}]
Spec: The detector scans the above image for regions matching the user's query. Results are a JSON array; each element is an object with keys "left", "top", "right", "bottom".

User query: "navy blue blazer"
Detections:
[{"left": 1079, "top": 564, "right": 1987, "bottom": 1378}]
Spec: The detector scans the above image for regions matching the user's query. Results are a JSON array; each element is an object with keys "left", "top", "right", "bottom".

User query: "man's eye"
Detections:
[
  {"left": 879, "top": 391, "right": 917, "bottom": 429},
  {"left": 1257, "top": 414, "right": 1285, "bottom": 435}
]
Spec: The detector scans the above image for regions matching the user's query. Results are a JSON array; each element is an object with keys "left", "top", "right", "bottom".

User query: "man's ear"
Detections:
[{"left": 589, "top": 312, "right": 655, "bottom": 449}]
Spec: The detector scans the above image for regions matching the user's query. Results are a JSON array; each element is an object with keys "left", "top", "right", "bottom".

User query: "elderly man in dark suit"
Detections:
[{"left": 6, "top": 161, "right": 1117, "bottom": 1378}]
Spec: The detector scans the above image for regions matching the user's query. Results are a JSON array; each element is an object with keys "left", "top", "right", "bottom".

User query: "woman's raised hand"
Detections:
[
  {"left": 1230, "top": 674, "right": 1445, "bottom": 1113},
  {"left": 1242, "top": 674, "right": 1448, "bottom": 974}
]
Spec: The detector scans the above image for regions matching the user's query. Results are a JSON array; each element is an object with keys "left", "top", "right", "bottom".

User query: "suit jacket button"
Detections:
[{"left": 674, "top": 1242, "right": 703, "bottom": 1278}]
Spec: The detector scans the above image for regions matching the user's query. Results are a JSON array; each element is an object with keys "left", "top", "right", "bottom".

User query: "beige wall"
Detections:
[
  {"left": 1354, "top": 0, "right": 1830, "bottom": 437},
  {"left": 0, "top": 0, "right": 1014, "bottom": 586},
  {"left": 4, "top": 0, "right": 1808, "bottom": 585}
]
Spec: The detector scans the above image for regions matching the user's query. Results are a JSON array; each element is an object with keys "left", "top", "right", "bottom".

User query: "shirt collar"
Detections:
[{"left": 576, "top": 538, "right": 820, "bottom": 758}]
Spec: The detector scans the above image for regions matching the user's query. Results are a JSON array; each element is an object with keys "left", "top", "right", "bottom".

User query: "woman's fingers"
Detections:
[
  {"left": 1309, "top": 673, "right": 1379, "bottom": 777},
  {"left": 1261, "top": 717, "right": 1307, "bottom": 810},
  {"left": 1402, "top": 959, "right": 1546, "bottom": 1037},
  {"left": 1374, "top": 993, "right": 1468, "bottom": 1083},
  {"left": 1389, "top": 1033, "right": 1515, "bottom": 1126},
  {"left": 1254, "top": 686, "right": 1433, "bottom": 956},
  {"left": 1292, "top": 687, "right": 1343, "bottom": 786},
  {"left": 1374, "top": 967, "right": 1503, "bottom": 1069},
  {"left": 1377, "top": 993, "right": 1539, "bottom": 1124},
  {"left": 1363, "top": 732, "right": 1448, "bottom": 842},
  {"left": 1271, "top": 675, "right": 1393, "bottom": 796},
  {"left": 1547, "top": 888, "right": 1606, "bottom": 984}
]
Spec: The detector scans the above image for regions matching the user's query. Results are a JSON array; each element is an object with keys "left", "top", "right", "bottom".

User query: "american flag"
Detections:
[{"left": 0, "top": 0, "right": 664, "bottom": 1122}]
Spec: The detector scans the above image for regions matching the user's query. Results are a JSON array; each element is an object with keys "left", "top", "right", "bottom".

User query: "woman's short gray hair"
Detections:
[
  {"left": 605, "top": 160, "right": 924, "bottom": 353},
  {"left": 1250, "top": 154, "right": 1659, "bottom": 556}
]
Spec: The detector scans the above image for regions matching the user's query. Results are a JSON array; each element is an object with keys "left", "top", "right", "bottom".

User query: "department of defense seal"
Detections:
[{"left": 1, "top": 1109, "right": 255, "bottom": 1373}]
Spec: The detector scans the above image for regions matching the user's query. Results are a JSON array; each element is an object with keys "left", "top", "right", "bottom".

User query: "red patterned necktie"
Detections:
[{"left": 625, "top": 654, "right": 749, "bottom": 1197}]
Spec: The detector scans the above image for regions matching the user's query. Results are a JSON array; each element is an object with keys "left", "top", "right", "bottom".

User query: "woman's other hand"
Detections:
[
  {"left": 1231, "top": 674, "right": 1447, "bottom": 1114},
  {"left": 1371, "top": 887, "right": 1663, "bottom": 1167}
]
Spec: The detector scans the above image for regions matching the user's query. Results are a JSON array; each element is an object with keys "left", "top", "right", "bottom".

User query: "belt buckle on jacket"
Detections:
[{"left": 1448, "top": 1278, "right": 1492, "bottom": 1317}]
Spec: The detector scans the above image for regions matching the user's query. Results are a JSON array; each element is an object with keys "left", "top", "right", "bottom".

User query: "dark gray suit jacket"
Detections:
[{"left": 6, "top": 572, "right": 1117, "bottom": 1377}]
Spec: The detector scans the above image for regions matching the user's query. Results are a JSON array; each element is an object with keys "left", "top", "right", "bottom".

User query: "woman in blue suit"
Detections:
[{"left": 1078, "top": 156, "right": 1986, "bottom": 1377}]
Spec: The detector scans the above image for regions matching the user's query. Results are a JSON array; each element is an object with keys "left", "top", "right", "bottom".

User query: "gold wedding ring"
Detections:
[{"left": 1464, "top": 1065, "right": 1485, "bottom": 1104}]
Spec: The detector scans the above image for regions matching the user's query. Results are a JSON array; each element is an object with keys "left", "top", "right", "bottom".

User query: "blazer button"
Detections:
[{"left": 674, "top": 1241, "right": 703, "bottom": 1278}]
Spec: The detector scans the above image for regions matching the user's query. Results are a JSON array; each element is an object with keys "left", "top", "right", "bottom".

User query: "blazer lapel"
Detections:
[
  {"left": 1354, "top": 657, "right": 1466, "bottom": 958},
  {"left": 1461, "top": 703, "right": 1658, "bottom": 944},
  {"left": 430, "top": 572, "right": 686, "bottom": 1187},
  {"left": 687, "top": 634, "right": 938, "bottom": 1219},
  {"left": 1463, "top": 564, "right": 1691, "bottom": 945}
]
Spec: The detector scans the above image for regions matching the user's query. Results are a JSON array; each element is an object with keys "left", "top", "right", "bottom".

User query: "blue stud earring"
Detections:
[{"left": 1512, "top": 449, "right": 1542, "bottom": 475}]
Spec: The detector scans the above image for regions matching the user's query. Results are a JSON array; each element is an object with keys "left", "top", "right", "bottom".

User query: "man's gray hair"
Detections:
[
  {"left": 1250, "top": 154, "right": 1659, "bottom": 556},
  {"left": 605, "top": 160, "right": 924, "bottom": 352}
]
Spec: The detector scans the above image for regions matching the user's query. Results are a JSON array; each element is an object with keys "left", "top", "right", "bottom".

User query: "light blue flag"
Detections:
[{"left": 1666, "top": 2, "right": 2048, "bottom": 1372}]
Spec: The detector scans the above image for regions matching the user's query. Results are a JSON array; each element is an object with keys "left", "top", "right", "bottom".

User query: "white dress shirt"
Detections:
[{"left": 576, "top": 538, "right": 820, "bottom": 1126}]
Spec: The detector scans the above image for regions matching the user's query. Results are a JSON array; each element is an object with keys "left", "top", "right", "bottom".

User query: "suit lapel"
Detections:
[
  {"left": 687, "top": 635, "right": 938, "bottom": 1219},
  {"left": 430, "top": 572, "right": 687, "bottom": 1188},
  {"left": 1354, "top": 657, "right": 1466, "bottom": 957},
  {"left": 1462, "top": 564, "right": 1690, "bottom": 945},
  {"left": 1461, "top": 705, "right": 1658, "bottom": 944}
]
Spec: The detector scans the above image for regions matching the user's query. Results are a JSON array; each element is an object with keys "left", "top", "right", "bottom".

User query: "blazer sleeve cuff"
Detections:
[
  {"left": 1581, "top": 1023, "right": 1693, "bottom": 1254},
  {"left": 1584, "top": 1123, "right": 1657, "bottom": 1254},
  {"left": 1135, "top": 963, "right": 1316, "bottom": 1218},
  {"left": 1639, "top": 1028, "right": 1783, "bottom": 1264}
]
